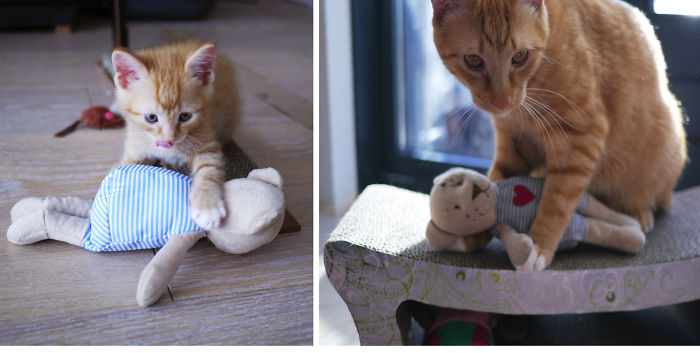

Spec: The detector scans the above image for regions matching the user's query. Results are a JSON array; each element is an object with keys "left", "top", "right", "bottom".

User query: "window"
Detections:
[
  {"left": 396, "top": 0, "right": 493, "bottom": 170},
  {"left": 654, "top": 0, "right": 700, "bottom": 16},
  {"left": 353, "top": 0, "right": 700, "bottom": 193}
]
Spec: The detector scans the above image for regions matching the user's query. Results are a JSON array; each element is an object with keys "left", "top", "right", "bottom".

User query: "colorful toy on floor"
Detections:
[
  {"left": 425, "top": 167, "right": 646, "bottom": 271},
  {"left": 54, "top": 105, "right": 125, "bottom": 137},
  {"left": 7, "top": 165, "right": 285, "bottom": 307},
  {"left": 423, "top": 309, "right": 495, "bottom": 345}
]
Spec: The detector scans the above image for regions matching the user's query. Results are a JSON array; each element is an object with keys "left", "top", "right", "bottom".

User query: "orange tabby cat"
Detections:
[
  {"left": 431, "top": 0, "right": 686, "bottom": 268},
  {"left": 111, "top": 40, "right": 240, "bottom": 230}
]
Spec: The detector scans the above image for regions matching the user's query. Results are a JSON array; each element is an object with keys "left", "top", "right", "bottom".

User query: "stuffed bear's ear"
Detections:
[
  {"left": 433, "top": 167, "right": 467, "bottom": 186},
  {"left": 248, "top": 168, "right": 283, "bottom": 189},
  {"left": 185, "top": 42, "right": 217, "bottom": 86},
  {"left": 112, "top": 48, "right": 148, "bottom": 90}
]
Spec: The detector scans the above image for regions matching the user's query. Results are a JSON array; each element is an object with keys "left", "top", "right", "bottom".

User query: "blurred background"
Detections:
[{"left": 320, "top": 0, "right": 700, "bottom": 345}]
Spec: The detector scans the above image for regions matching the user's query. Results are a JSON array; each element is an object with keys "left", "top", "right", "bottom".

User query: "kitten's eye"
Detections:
[
  {"left": 463, "top": 54, "right": 484, "bottom": 70},
  {"left": 178, "top": 112, "right": 193, "bottom": 122},
  {"left": 144, "top": 114, "right": 158, "bottom": 123},
  {"left": 512, "top": 50, "right": 529, "bottom": 66}
]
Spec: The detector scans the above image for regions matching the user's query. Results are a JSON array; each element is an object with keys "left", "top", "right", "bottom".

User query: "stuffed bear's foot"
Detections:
[
  {"left": 7, "top": 209, "right": 48, "bottom": 245},
  {"left": 10, "top": 197, "right": 44, "bottom": 223}
]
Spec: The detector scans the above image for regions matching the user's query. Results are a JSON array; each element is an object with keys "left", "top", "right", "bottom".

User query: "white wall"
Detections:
[{"left": 319, "top": 0, "right": 358, "bottom": 215}]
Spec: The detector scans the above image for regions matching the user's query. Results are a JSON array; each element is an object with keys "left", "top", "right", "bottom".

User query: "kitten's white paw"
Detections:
[{"left": 191, "top": 199, "right": 226, "bottom": 230}]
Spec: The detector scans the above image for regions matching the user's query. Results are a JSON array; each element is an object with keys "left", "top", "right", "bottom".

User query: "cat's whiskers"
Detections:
[
  {"left": 526, "top": 88, "right": 587, "bottom": 131},
  {"left": 445, "top": 105, "right": 470, "bottom": 130},
  {"left": 456, "top": 105, "right": 480, "bottom": 138},
  {"left": 516, "top": 105, "right": 525, "bottom": 143},
  {"left": 520, "top": 100, "right": 561, "bottom": 173},
  {"left": 524, "top": 96, "right": 571, "bottom": 146},
  {"left": 533, "top": 49, "right": 573, "bottom": 73},
  {"left": 442, "top": 104, "right": 478, "bottom": 148}
]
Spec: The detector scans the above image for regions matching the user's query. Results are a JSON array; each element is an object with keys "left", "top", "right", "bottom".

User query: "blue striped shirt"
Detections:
[
  {"left": 82, "top": 164, "right": 202, "bottom": 252},
  {"left": 489, "top": 176, "right": 589, "bottom": 250}
]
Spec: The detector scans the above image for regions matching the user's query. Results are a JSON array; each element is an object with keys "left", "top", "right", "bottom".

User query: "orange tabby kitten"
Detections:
[
  {"left": 431, "top": 0, "right": 686, "bottom": 268},
  {"left": 110, "top": 40, "right": 240, "bottom": 230}
]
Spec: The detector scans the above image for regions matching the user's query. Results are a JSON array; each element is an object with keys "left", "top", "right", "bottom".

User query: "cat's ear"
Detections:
[
  {"left": 431, "top": 0, "right": 462, "bottom": 24},
  {"left": 520, "top": 0, "right": 544, "bottom": 11},
  {"left": 185, "top": 42, "right": 216, "bottom": 86},
  {"left": 112, "top": 48, "right": 148, "bottom": 90}
]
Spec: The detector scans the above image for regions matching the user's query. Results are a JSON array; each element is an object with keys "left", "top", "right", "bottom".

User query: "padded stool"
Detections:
[{"left": 324, "top": 184, "right": 700, "bottom": 345}]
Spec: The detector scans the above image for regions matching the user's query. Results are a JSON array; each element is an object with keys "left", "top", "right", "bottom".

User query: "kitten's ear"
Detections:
[
  {"left": 112, "top": 48, "right": 148, "bottom": 90},
  {"left": 185, "top": 42, "right": 216, "bottom": 86}
]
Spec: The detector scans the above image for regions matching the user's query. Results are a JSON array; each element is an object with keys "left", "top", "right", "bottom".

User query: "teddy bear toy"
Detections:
[
  {"left": 7, "top": 164, "right": 285, "bottom": 307},
  {"left": 426, "top": 167, "right": 645, "bottom": 272}
]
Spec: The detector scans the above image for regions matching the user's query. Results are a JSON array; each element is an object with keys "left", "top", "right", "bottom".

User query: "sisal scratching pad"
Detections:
[{"left": 222, "top": 141, "right": 300, "bottom": 234}]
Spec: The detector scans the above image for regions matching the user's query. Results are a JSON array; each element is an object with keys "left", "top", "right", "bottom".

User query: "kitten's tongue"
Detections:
[{"left": 156, "top": 140, "right": 173, "bottom": 148}]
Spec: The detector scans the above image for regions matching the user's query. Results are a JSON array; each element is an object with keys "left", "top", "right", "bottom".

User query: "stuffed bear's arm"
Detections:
[
  {"left": 136, "top": 230, "right": 204, "bottom": 307},
  {"left": 425, "top": 220, "right": 458, "bottom": 249},
  {"left": 426, "top": 220, "right": 493, "bottom": 252}
]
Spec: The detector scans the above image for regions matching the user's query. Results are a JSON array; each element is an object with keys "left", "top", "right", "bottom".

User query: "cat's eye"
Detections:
[
  {"left": 144, "top": 114, "right": 158, "bottom": 123},
  {"left": 463, "top": 54, "right": 484, "bottom": 70},
  {"left": 512, "top": 50, "right": 529, "bottom": 66},
  {"left": 178, "top": 112, "right": 193, "bottom": 122}
]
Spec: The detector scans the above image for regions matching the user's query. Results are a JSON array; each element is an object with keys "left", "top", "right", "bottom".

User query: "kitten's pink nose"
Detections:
[
  {"left": 493, "top": 98, "right": 512, "bottom": 110},
  {"left": 155, "top": 140, "right": 173, "bottom": 148}
]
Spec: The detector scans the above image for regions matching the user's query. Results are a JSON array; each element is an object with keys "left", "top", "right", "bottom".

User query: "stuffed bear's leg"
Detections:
[
  {"left": 44, "top": 209, "right": 89, "bottom": 246},
  {"left": 136, "top": 231, "right": 204, "bottom": 307},
  {"left": 7, "top": 209, "right": 49, "bottom": 245},
  {"left": 44, "top": 196, "right": 93, "bottom": 218},
  {"left": 579, "top": 195, "right": 640, "bottom": 228},
  {"left": 11, "top": 196, "right": 93, "bottom": 223},
  {"left": 10, "top": 197, "right": 43, "bottom": 223},
  {"left": 7, "top": 208, "right": 87, "bottom": 246},
  {"left": 585, "top": 219, "right": 645, "bottom": 253}
]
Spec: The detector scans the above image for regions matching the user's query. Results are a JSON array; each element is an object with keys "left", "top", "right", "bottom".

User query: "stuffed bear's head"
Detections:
[
  {"left": 429, "top": 167, "right": 498, "bottom": 236},
  {"left": 207, "top": 168, "right": 285, "bottom": 254}
]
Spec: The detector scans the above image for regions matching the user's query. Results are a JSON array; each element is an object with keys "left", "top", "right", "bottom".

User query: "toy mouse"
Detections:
[
  {"left": 55, "top": 105, "right": 125, "bottom": 137},
  {"left": 7, "top": 165, "right": 285, "bottom": 306},
  {"left": 426, "top": 168, "right": 645, "bottom": 272}
]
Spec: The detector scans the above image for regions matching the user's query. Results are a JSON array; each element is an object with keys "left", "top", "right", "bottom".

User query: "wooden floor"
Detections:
[{"left": 0, "top": 0, "right": 312, "bottom": 345}]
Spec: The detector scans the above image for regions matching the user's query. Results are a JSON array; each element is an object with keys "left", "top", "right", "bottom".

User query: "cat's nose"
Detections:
[
  {"left": 493, "top": 98, "right": 511, "bottom": 110},
  {"left": 155, "top": 140, "right": 173, "bottom": 148}
]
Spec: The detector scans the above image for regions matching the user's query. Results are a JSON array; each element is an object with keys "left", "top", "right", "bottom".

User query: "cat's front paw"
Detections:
[
  {"left": 512, "top": 241, "right": 552, "bottom": 272},
  {"left": 632, "top": 209, "right": 655, "bottom": 233},
  {"left": 190, "top": 196, "right": 226, "bottom": 230},
  {"left": 487, "top": 166, "right": 506, "bottom": 182}
]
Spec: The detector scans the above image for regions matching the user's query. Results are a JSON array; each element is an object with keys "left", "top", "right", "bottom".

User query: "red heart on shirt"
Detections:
[{"left": 513, "top": 184, "right": 535, "bottom": 207}]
